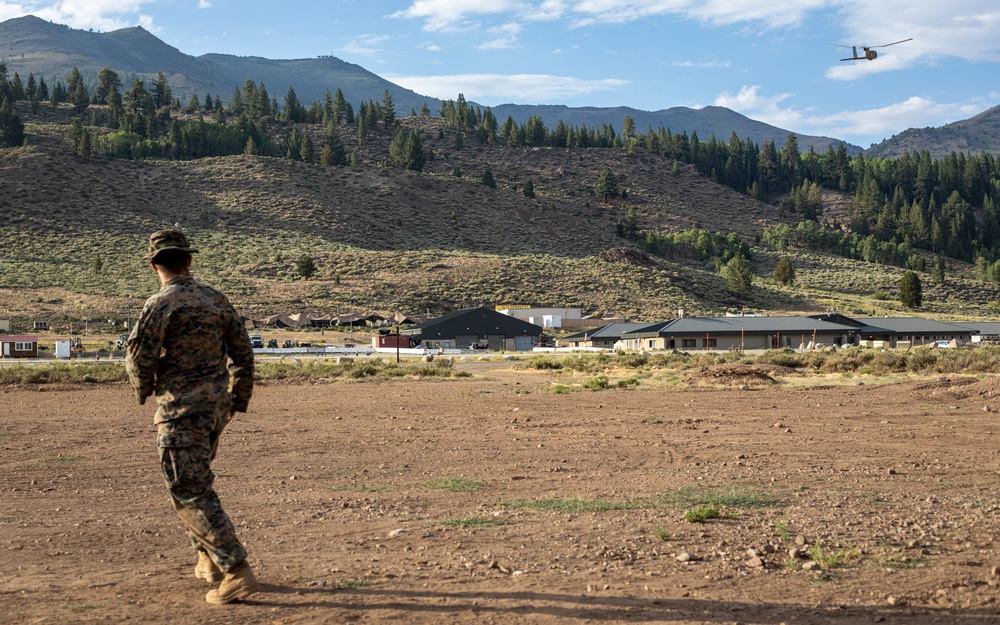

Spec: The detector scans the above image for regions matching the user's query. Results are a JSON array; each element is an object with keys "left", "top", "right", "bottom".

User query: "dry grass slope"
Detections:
[{"left": 1, "top": 110, "right": 997, "bottom": 324}]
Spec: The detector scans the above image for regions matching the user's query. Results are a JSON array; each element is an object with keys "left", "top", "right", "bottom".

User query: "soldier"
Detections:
[{"left": 125, "top": 229, "right": 260, "bottom": 604}]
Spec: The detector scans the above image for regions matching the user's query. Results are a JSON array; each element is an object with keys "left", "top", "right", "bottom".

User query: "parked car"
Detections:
[{"left": 250, "top": 334, "right": 264, "bottom": 349}]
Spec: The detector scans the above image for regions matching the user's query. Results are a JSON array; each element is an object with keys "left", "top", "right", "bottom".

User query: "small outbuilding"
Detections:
[{"left": 1, "top": 335, "right": 39, "bottom": 358}]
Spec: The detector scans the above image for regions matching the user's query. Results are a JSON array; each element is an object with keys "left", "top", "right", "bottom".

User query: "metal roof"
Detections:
[
  {"left": 853, "top": 317, "right": 974, "bottom": 335},
  {"left": 954, "top": 321, "right": 1000, "bottom": 335},
  {"left": 562, "top": 322, "right": 654, "bottom": 341},
  {"left": 623, "top": 316, "right": 858, "bottom": 338}
]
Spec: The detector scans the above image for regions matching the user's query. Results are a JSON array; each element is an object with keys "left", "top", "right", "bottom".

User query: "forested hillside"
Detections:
[{"left": 2, "top": 63, "right": 1000, "bottom": 326}]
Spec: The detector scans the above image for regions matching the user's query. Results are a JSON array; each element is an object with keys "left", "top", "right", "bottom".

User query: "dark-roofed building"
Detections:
[
  {"left": 558, "top": 323, "right": 652, "bottom": 349},
  {"left": 402, "top": 306, "right": 544, "bottom": 351},
  {"left": 954, "top": 321, "right": 1000, "bottom": 343},
  {"left": 620, "top": 316, "right": 858, "bottom": 351},
  {"left": 849, "top": 317, "right": 973, "bottom": 347}
]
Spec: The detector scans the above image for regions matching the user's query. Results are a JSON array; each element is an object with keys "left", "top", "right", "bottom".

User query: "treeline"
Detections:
[
  {"left": 5, "top": 64, "right": 1000, "bottom": 271},
  {"left": 763, "top": 220, "right": 927, "bottom": 271}
]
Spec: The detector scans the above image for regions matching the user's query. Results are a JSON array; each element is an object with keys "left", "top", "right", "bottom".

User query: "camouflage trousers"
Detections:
[{"left": 157, "top": 410, "right": 247, "bottom": 573}]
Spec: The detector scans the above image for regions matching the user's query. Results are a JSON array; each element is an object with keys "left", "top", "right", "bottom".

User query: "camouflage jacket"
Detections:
[{"left": 125, "top": 274, "right": 253, "bottom": 423}]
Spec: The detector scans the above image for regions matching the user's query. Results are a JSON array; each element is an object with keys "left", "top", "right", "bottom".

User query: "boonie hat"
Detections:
[{"left": 144, "top": 229, "right": 199, "bottom": 261}]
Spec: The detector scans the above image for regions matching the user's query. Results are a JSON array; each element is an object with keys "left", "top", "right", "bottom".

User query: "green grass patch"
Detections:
[
  {"left": 655, "top": 523, "right": 672, "bottom": 541},
  {"left": 684, "top": 504, "right": 721, "bottom": 523},
  {"left": 441, "top": 516, "right": 506, "bottom": 529},
  {"left": 807, "top": 541, "right": 862, "bottom": 569},
  {"left": 256, "top": 358, "right": 471, "bottom": 381},
  {"left": 550, "top": 384, "right": 574, "bottom": 394},
  {"left": 0, "top": 363, "right": 126, "bottom": 385},
  {"left": 504, "top": 484, "right": 781, "bottom": 516},
  {"left": 504, "top": 496, "right": 645, "bottom": 514},
  {"left": 658, "top": 485, "right": 782, "bottom": 509},
  {"left": 869, "top": 545, "right": 926, "bottom": 570},
  {"left": 774, "top": 517, "right": 792, "bottom": 541},
  {"left": 423, "top": 477, "right": 483, "bottom": 492}
]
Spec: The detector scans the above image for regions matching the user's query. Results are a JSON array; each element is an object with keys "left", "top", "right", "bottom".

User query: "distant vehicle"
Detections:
[
  {"left": 466, "top": 341, "right": 487, "bottom": 350},
  {"left": 933, "top": 340, "right": 953, "bottom": 348},
  {"left": 267, "top": 339, "right": 278, "bottom": 348},
  {"left": 250, "top": 334, "right": 264, "bottom": 349}
]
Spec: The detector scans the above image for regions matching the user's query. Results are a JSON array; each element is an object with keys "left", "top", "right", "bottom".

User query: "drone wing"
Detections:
[{"left": 871, "top": 38, "right": 913, "bottom": 49}]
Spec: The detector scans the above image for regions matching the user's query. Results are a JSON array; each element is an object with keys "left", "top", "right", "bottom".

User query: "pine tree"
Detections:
[
  {"left": 332, "top": 88, "right": 346, "bottom": 124},
  {"left": 152, "top": 71, "right": 172, "bottom": 109},
  {"left": 388, "top": 129, "right": 424, "bottom": 171},
  {"left": 295, "top": 255, "right": 317, "bottom": 279},
  {"left": 481, "top": 167, "right": 496, "bottom": 189},
  {"left": 382, "top": 90, "right": 396, "bottom": 129},
  {"left": 595, "top": 166, "right": 619, "bottom": 200},
  {"left": 899, "top": 271, "right": 922, "bottom": 308},
  {"left": 523, "top": 179, "right": 535, "bottom": 199},
  {"left": 319, "top": 143, "right": 335, "bottom": 166},
  {"left": 723, "top": 253, "right": 753, "bottom": 295},
  {"left": 773, "top": 256, "right": 795, "bottom": 286},
  {"left": 300, "top": 134, "right": 314, "bottom": 163},
  {"left": 0, "top": 96, "right": 25, "bottom": 147}
]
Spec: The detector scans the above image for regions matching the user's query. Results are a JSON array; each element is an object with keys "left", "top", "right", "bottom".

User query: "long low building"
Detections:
[
  {"left": 616, "top": 314, "right": 979, "bottom": 351},
  {"left": 619, "top": 316, "right": 858, "bottom": 351}
]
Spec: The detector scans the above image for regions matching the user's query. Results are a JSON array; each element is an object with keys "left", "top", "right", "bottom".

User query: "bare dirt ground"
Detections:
[{"left": 2, "top": 362, "right": 999, "bottom": 624}]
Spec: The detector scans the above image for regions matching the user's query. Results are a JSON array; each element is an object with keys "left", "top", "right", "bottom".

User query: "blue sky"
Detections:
[{"left": 2, "top": 1, "right": 998, "bottom": 148}]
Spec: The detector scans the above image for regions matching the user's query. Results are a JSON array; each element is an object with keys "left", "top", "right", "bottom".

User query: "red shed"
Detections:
[{"left": 1, "top": 335, "right": 39, "bottom": 358}]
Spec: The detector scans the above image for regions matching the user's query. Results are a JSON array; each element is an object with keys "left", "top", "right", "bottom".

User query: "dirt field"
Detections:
[{"left": 2, "top": 362, "right": 999, "bottom": 624}]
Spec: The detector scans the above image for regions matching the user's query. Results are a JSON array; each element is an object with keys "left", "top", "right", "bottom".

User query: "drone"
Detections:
[{"left": 828, "top": 38, "right": 912, "bottom": 61}]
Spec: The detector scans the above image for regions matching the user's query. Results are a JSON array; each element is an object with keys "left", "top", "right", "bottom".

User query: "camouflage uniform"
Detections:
[{"left": 126, "top": 272, "right": 254, "bottom": 574}]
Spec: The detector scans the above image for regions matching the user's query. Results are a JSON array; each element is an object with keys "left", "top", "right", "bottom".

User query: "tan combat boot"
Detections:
[
  {"left": 194, "top": 551, "right": 224, "bottom": 584},
  {"left": 205, "top": 560, "right": 260, "bottom": 604}
]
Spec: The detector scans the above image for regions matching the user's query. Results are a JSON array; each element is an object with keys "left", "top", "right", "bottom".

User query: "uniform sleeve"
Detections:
[
  {"left": 125, "top": 299, "right": 166, "bottom": 405},
  {"left": 224, "top": 305, "right": 254, "bottom": 412}
]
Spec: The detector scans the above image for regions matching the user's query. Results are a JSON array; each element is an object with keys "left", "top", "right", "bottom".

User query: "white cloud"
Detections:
[
  {"left": 424, "top": 42, "right": 442, "bottom": 51},
  {"left": 672, "top": 60, "right": 731, "bottom": 68},
  {"left": 0, "top": 0, "right": 156, "bottom": 31},
  {"left": 382, "top": 72, "right": 628, "bottom": 103},
  {"left": 391, "top": 1, "right": 1000, "bottom": 66},
  {"left": 340, "top": 33, "right": 392, "bottom": 56},
  {"left": 478, "top": 22, "right": 522, "bottom": 50},
  {"left": 390, "top": 0, "right": 522, "bottom": 32},
  {"left": 197, "top": 0, "right": 211, "bottom": 8},
  {"left": 714, "top": 84, "right": 987, "bottom": 146}
]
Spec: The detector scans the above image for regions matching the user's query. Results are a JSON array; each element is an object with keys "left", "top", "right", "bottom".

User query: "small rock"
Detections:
[
  {"left": 388, "top": 529, "right": 406, "bottom": 538},
  {"left": 887, "top": 596, "right": 904, "bottom": 606},
  {"left": 747, "top": 556, "right": 765, "bottom": 568},
  {"left": 794, "top": 535, "right": 807, "bottom": 546},
  {"left": 991, "top": 565, "right": 999, "bottom": 577},
  {"left": 676, "top": 552, "right": 698, "bottom": 562},
  {"left": 788, "top": 548, "right": 803, "bottom": 559},
  {"left": 739, "top": 384, "right": 750, "bottom": 391},
  {"left": 802, "top": 561, "right": 821, "bottom": 571},
  {"left": 887, "top": 468, "right": 897, "bottom": 475},
  {"left": 983, "top": 405, "right": 991, "bottom": 413}
]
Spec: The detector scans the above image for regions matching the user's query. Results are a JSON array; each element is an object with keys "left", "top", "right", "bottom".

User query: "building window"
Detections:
[
  {"left": 703, "top": 338, "right": 717, "bottom": 348},
  {"left": 648, "top": 340, "right": 656, "bottom": 348},
  {"left": 14, "top": 342, "right": 33, "bottom": 351},
  {"left": 682, "top": 339, "right": 697, "bottom": 348}
]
